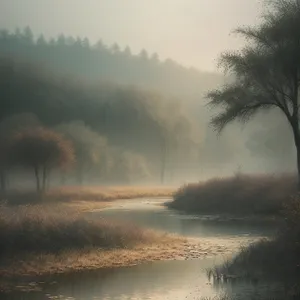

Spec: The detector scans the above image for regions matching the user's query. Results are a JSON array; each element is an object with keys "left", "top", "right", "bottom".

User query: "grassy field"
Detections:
[
  {"left": 169, "top": 173, "right": 297, "bottom": 216},
  {"left": 0, "top": 239, "right": 188, "bottom": 277},
  {"left": 47, "top": 185, "right": 175, "bottom": 201},
  {"left": 0, "top": 202, "right": 185, "bottom": 277},
  {"left": 3, "top": 185, "right": 175, "bottom": 211}
]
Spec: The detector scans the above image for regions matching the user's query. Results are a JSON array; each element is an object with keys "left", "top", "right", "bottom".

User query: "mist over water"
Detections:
[
  {"left": 0, "top": 0, "right": 292, "bottom": 188},
  {"left": 0, "top": 1, "right": 299, "bottom": 300},
  {"left": 0, "top": 29, "right": 295, "bottom": 187}
]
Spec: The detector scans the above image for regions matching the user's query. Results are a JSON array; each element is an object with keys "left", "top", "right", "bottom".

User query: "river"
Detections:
[{"left": 1, "top": 198, "right": 280, "bottom": 300}]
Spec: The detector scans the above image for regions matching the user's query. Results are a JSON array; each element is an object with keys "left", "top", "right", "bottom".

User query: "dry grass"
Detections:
[
  {"left": 4, "top": 185, "right": 175, "bottom": 210},
  {"left": 61, "top": 199, "right": 110, "bottom": 212},
  {"left": 170, "top": 173, "right": 297, "bottom": 215},
  {"left": 0, "top": 204, "right": 152, "bottom": 255},
  {"left": 209, "top": 236, "right": 300, "bottom": 298},
  {"left": 0, "top": 237, "right": 187, "bottom": 277},
  {"left": 0, "top": 203, "right": 166, "bottom": 254},
  {"left": 200, "top": 295, "right": 296, "bottom": 300},
  {"left": 206, "top": 239, "right": 300, "bottom": 299},
  {"left": 0, "top": 202, "right": 189, "bottom": 278},
  {"left": 0, "top": 185, "right": 179, "bottom": 278},
  {"left": 47, "top": 185, "right": 175, "bottom": 201},
  {"left": 0, "top": 201, "right": 256, "bottom": 278}
]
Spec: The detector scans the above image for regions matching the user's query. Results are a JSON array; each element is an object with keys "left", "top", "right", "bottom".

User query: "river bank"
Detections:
[
  {"left": 0, "top": 197, "right": 276, "bottom": 299},
  {"left": 0, "top": 235, "right": 260, "bottom": 279},
  {"left": 0, "top": 197, "right": 264, "bottom": 284},
  {"left": 0, "top": 236, "right": 182, "bottom": 278},
  {"left": 169, "top": 174, "right": 296, "bottom": 216},
  {"left": 0, "top": 202, "right": 178, "bottom": 279},
  {"left": 4, "top": 186, "right": 175, "bottom": 207}
]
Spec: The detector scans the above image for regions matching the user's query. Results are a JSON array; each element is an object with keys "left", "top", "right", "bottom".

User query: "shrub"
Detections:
[
  {"left": 170, "top": 174, "right": 297, "bottom": 215},
  {"left": 0, "top": 204, "right": 153, "bottom": 258}
]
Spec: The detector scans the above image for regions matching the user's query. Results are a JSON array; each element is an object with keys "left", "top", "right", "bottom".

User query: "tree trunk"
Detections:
[
  {"left": 34, "top": 166, "right": 40, "bottom": 192},
  {"left": 42, "top": 166, "right": 47, "bottom": 192},
  {"left": 291, "top": 122, "right": 300, "bottom": 190},
  {"left": 296, "top": 144, "right": 300, "bottom": 190},
  {"left": 160, "top": 140, "right": 167, "bottom": 185},
  {"left": 61, "top": 171, "right": 66, "bottom": 186},
  {"left": 292, "top": 75, "right": 300, "bottom": 190},
  {"left": 77, "top": 165, "right": 84, "bottom": 185},
  {"left": 0, "top": 170, "right": 6, "bottom": 197}
]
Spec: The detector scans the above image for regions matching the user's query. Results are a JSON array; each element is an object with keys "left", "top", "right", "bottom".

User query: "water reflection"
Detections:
[
  {"left": 209, "top": 275, "right": 288, "bottom": 300},
  {"left": 1, "top": 259, "right": 222, "bottom": 300},
  {"left": 92, "top": 198, "right": 277, "bottom": 238},
  {"left": 1, "top": 262, "right": 288, "bottom": 300}
]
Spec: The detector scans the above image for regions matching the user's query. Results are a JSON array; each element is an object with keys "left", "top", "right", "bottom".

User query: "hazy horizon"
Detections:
[{"left": 0, "top": 0, "right": 261, "bottom": 72}]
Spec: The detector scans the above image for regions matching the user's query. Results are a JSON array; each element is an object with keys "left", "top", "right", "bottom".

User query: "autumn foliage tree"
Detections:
[
  {"left": 0, "top": 113, "right": 40, "bottom": 195},
  {"left": 55, "top": 121, "right": 107, "bottom": 185},
  {"left": 10, "top": 128, "right": 75, "bottom": 193}
]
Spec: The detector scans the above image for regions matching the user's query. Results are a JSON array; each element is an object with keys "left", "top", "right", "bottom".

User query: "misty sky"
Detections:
[{"left": 0, "top": 0, "right": 262, "bottom": 71}]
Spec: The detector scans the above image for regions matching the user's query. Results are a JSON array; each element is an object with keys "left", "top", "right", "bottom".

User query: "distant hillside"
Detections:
[
  {"left": 1, "top": 27, "right": 291, "bottom": 176},
  {"left": 0, "top": 27, "right": 224, "bottom": 101}
]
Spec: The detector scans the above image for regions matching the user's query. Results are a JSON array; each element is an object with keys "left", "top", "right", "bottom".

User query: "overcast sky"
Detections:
[{"left": 0, "top": 0, "right": 262, "bottom": 71}]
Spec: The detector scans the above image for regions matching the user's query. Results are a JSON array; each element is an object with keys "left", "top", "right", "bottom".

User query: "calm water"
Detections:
[
  {"left": 91, "top": 198, "right": 277, "bottom": 238},
  {"left": 1, "top": 198, "right": 280, "bottom": 300}
]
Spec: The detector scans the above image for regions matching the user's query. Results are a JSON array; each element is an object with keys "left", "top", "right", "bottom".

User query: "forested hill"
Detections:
[
  {"left": 0, "top": 27, "right": 294, "bottom": 180},
  {"left": 0, "top": 27, "right": 224, "bottom": 99}
]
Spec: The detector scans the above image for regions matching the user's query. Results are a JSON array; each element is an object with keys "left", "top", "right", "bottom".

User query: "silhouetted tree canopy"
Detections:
[{"left": 207, "top": 0, "right": 300, "bottom": 184}]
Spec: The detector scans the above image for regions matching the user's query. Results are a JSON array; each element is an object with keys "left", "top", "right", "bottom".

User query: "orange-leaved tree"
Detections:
[{"left": 10, "top": 127, "right": 75, "bottom": 193}]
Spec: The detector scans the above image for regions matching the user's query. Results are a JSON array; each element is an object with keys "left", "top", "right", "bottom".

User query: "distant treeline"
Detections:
[
  {"left": 0, "top": 27, "right": 296, "bottom": 180},
  {"left": 0, "top": 27, "right": 250, "bottom": 174},
  {"left": 0, "top": 27, "right": 224, "bottom": 99},
  {"left": 0, "top": 56, "right": 200, "bottom": 186}
]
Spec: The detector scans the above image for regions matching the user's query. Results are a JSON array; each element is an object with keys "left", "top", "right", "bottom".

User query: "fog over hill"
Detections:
[{"left": 0, "top": 28, "right": 295, "bottom": 183}]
